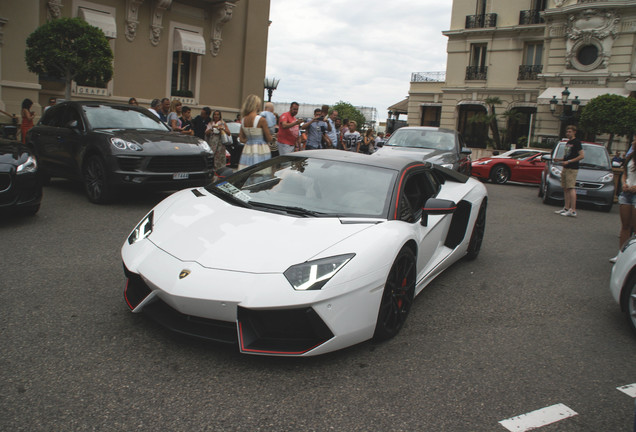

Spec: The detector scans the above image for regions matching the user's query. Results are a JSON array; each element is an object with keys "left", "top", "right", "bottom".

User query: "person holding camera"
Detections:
[{"left": 304, "top": 108, "right": 331, "bottom": 150}]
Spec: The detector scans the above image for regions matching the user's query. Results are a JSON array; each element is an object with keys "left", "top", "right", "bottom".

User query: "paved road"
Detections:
[{"left": 1, "top": 179, "right": 635, "bottom": 431}]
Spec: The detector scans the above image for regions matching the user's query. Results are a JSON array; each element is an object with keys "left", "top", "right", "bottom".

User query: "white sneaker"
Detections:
[
  {"left": 561, "top": 210, "right": 577, "bottom": 217},
  {"left": 554, "top": 208, "right": 567, "bottom": 214},
  {"left": 609, "top": 255, "right": 618, "bottom": 263}
]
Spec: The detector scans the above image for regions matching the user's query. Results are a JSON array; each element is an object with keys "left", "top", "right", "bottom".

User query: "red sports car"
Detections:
[{"left": 471, "top": 149, "right": 548, "bottom": 184}]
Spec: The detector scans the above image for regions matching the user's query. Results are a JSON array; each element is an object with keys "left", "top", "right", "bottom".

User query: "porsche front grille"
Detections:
[{"left": 147, "top": 156, "right": 207, "bottom": 173}]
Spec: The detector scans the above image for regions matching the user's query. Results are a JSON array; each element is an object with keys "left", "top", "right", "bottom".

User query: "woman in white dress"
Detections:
[{"left": 238, "top": 94, "right": 273, "bottom": 170}]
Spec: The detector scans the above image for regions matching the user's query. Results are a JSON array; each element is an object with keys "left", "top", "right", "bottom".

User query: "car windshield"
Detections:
[
  {"left": 385, "top": 129, "right": 456, "bottom": 151},
  {"left": 83, "top": 105, "right": 169, "bottom": 131},
  {"left": 554, "top": 143, "right": 610, "bottom": 169},
  {"left": 497, "top": 150, "right": 541, "bottom": 160},
  {"left": 207, "top": 156, "right": 397, "bottom": 218}
]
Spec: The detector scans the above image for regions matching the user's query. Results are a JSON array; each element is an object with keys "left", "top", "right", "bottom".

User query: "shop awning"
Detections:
[
  {"left": 537, "top": 87, "right": 630, "bottom": 104},
  {"left": 173, "top": 29, "right": 206, "bottom": 55},
  {"left": 79, "top": 8, "right": 117, "bottom": 39},
  {"left": 388, "top": 98, "right": 408, "bottom": 114}
]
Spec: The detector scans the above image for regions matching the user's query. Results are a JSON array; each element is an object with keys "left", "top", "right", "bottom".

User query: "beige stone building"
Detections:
[
  {"left": 406, "top": 0, "right": 636, "bottom": 150},
  {"left": 0, "top": 0, "right": 270, "bottom": 124}
]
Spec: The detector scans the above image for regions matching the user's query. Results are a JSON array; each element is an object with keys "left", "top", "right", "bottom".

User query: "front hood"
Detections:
[
  {"left": 94, "top": 129, "right": 205, "bottom": 152},
  {"left": 148, "top": 192, "right": 375, "bottom": 273},
  {"left": 575, "top": 167, "right": 613, "bottom": 183},
  {"left": 376, "top": 146, "right": 457, "bottom": 165}
]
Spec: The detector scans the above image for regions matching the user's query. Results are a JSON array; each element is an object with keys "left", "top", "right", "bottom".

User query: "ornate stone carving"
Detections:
[
  {"left": 150, "top": 0, "right": 172, "bottom": 46},
  {"left": 565, "top": 9, "right": 619, "bottom": 70},
  {"left": 125, "top": 0, "right": 145, "bottom": 42},
  {"left": 47, "top": 0, "right": 63, "bottom": 20},
  {"left": 211, "top": 1, "right": 237, "bottom": 57},
  {"left": 554, "top": 0, "right": 566, "bottom": 7}
]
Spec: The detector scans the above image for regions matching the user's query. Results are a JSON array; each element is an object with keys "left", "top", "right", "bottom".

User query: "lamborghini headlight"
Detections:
[
  {"left": 128, "top": 211, "right": 154, "bottom": 245},
  {"left": 284, "top": 254, "right": 355, "bottom": 291},
  {"left": 16, "top": 155, "right": 37, "bottom": 174}
]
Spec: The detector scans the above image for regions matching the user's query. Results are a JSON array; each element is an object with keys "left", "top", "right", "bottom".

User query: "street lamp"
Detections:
[
  {"left": 549, "top": 87, "right": 580, "bottom": 117},
  {"left": 263, "top": 77, "right": 280, "bottom": 102}
]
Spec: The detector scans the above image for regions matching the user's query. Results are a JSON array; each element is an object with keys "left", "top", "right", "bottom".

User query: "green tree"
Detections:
[
  {"left": 466, "top": 97, "right": 507, "bottom": 149},
  {"left": 25, "top": 17, "right": 113, "bottom": 101},
  {"left": 331, "top": 101, "right": 367, "bottom": 129},
  {"left": 578, "top": 94, "right": 636, "bottom": 151}
]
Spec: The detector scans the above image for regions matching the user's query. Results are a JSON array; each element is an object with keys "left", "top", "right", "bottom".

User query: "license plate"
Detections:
[
  {"left": 575, "top": 189, "right": 587, "bottom": 195},
  {"left": 173, "top": 172, "right": 189, "bottom": 180}
]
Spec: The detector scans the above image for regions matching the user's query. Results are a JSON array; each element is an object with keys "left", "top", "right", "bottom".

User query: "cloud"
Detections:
[{"left": 266, "top": 0, "right": 452, "bottom": 122}]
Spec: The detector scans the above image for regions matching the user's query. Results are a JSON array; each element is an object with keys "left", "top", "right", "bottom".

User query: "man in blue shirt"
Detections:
[{"left": 303, "top": 108, "right": 331, "bottom": 150}]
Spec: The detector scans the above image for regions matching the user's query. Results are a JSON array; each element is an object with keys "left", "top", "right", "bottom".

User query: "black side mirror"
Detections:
[{"left": 421, "top": 198, "right": 457, "bottom": 226}]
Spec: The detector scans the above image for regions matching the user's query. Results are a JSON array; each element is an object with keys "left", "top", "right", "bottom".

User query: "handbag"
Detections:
[{"left": 220, "top": 129, "right": 231, "bottom": 144}]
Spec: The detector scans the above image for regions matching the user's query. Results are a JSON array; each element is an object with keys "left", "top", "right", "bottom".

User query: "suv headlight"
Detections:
[
  {"left": 198, "top": 139, "right": 211, "bottom": 152},
  {"left": 550, "top": 165, "right": 562, "bottom": 178},
  {"left": 111, "top": 138, "right": 142, "bottom": 151},
  {"left": 128, "top": 211, "right": 154, "bottom": 244},
  {"left": 16, "top": 155, "right": 37, "bottom": 175},
  {"left": 284, "top": 254, "right": 355, "bottom": 291}
]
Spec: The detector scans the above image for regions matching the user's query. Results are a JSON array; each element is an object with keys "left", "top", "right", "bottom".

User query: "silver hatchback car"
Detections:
[{"left": 539, "top": 140, "right": 614, "bottom": 212}]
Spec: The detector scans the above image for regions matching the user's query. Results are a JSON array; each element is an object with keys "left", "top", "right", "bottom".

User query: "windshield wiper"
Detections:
[
  {"left": 249, "top": 201, "right": 327, "bottom": 217},
  {"left": 208, "top": 185, "right": 253, "bottom": 208},
  {"left": 579, "top": 162, "right": 607, "bottom": 169}
]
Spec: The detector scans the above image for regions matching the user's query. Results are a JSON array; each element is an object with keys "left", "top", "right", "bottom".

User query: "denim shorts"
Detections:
[{"left": 619, "top": 191, "right": 636, "bottom": 206}]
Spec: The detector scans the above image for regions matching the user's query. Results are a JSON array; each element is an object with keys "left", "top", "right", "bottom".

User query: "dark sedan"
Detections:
[
  {"left": 373, "top": 127, "right": 472, "bottom": 176},
  {"left": 0, "top": 139, "right": 42, "bottom": 216},
  {"left": 26, "top": 101, "right": 215, "bottom": 203}
]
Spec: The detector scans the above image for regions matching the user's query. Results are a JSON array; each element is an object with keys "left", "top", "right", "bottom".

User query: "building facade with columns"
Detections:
[
  {"left": 0, "top": 0, "right": 270, "bottom": 122},
  {"left": 406, "top": 0, "right": 636, "bottom": 150}
]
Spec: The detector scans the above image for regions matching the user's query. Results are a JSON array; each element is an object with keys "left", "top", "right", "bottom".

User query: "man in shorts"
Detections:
[{"left": 555, "top": 125, "right": 585, "bottom": 217}]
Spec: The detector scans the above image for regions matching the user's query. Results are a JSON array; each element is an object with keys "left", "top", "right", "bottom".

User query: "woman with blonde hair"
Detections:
[
  {"left": 238, "top": 94, "right": 273, "bottom": 170},
  {"left": 167, "top": 99, "right": 184, "bottom": 132}
]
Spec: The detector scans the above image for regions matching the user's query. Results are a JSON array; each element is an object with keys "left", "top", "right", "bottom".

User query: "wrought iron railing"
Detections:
[
  {"left": 465, "top": 13, "right": 497, "bottom": 29},
  {"left": 519, "top": 10, "right": 544, "bottom": 25},
  {"left": 517, "top": 65, "right": 543, "bottom": 80},
  {"left": 411, "top": 72, "right": 446, "bottom": 83},
  {"left": 466, "top": 66, "right": 488, "bottom": 80}
]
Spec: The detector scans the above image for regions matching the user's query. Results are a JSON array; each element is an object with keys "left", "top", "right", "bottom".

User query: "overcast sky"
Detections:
[{"left": 265, "top": 0, "right": 452, "bottom": 123}]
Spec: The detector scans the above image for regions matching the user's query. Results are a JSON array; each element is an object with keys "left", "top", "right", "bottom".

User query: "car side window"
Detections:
[
  {"left": 40, "top": 105, "right": 65, "bottom": 127},
  {"left": 398, "top": 171, "right": 437, "bottom": 223},
  {"left": 59, "top": 107, "right": 83, "bottom": 130}
]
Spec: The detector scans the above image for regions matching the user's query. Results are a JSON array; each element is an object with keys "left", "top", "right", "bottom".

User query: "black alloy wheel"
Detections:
[
  {"left": 83, "top": 155, "right": 114, "bottom": 204},
  {"left": 373, "top": 247, "right": 416, "bottom": 341},
  {"left": 466, "top": 199, "right": 487, "bottom": 260},
  {"left": 490, "top": 165, "right": 510, "bottom": 184}
]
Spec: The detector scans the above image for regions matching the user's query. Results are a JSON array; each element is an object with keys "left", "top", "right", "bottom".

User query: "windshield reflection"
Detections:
[{"left": 209, "top": 156, "right": 397, "bottom": 218}]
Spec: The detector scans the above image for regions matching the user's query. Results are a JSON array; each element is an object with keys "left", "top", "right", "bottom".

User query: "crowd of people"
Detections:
[{"left": 136, "top": 95, "right": 387, "bottom": 173}]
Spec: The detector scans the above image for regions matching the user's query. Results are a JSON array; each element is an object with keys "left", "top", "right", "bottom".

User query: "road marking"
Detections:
[
  {"left": 499, "top": 404, "right": 578, "bottom": 431},
  {"left": 618, "top": 384, "right": 636, "bottom": 398}
]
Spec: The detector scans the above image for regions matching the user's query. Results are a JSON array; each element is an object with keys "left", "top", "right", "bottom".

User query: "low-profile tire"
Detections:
[
  {"left": 83, "top": 155, "right": 116, "bottom": 204},
  {"left": 541, "top": 181, "right": 554, "bottom": 205},
  {"left": 466, "top": 199, "right": 487, "bottom": 260},
  {"left": 622, "top": 274, "right": 636, "bottom": 335},
  {"left": 490, "top": 165, "right": 509, "bottom": 184},
  {"left": 18, "top": 204, "right": 40, "bottom": 216},
  {"left": 373, "top": 247, "right": 416, "bottom": 342},
  {"left": 538, "top": 180, "right": 544, "bottom": 197}
]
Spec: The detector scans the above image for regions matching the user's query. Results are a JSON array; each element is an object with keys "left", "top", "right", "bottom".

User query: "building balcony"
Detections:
[
  {"left": 465, "top": 13, "right": 497, "bottom": 29},
  {"left": 466, "top": 66, "right": 488, "bottom": 80},
  {"left": 518, "top": 65, "right": 543, "bottom": 80},
  {"left": 411, "top": 72, "right": 446, "bottom": 83},
  {"left": 519, "top": 10, "right": 544, "bottom": 25}
]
